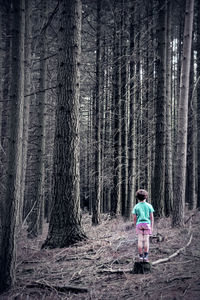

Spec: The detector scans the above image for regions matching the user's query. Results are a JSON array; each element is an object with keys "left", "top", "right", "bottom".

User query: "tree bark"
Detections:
[
  {"left": 147, "top": 0, "right": 155, "bottom": 203},
  {"left": 172, "top": 0, "right": 194, "bottom": 227},
  {"left": 42, "top": 0, "right": 86, "bottom": 248},
  {"left": 0, "top": 0, "right": 25, "bottom": 292},
  {"left": 165, "top": 0, "right": 173, "bottom": 216},
  {"left": 1, "top": 2, "right": 11, "bottom": 153},
  {"left": 111, "top": 0, "right": 121, "bottom": 217},
  {"left": 27, "top": 0, "right": 47, "bottom": 237},
  {"left": 127, "top": 0, "right": 136, "bottom": 219},
  {"left": 135, "top": 0, "right": 141, "bottom": 191},
  {"left": 152, "top": 0, "right": 166, "bottom": 217},
  {"left": 0, "top": 9, "right": 3, "bottom": 138},
  {"left": 21, "top": 0, "right": 32, "bottom": 220},
  {"left": 18, "top": 0, "right": 32, "bottom": 227},
  {"left": 141, "top": 0, "right": 149, "bottom": 191},
  {"left": 92, "top": 0, "right": 102, "bottom": 225},
  {"left": 197, "top": 0, "right": 200, "bottom": 208},
  {"left": 172, "top": 3, "right": 185, "bottom": 183},
  {"left": 120, "top": 0, "right": 128, "bottom": 217},
  {"left": 186, "top": 41, "right": 195, "bottom": 210}
]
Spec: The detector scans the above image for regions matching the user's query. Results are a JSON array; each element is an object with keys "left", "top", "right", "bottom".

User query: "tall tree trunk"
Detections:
[
  {"left": 92, "top": 0, "right": 102, "bottom": 225},
  {"left": 0, "top": 0, "right": 25, "bottom": 292},
  {"left": 102, "top": 44, "right": 112, "bottom": 212},
  {"left": 165, "top": 0, "right": 173, "bottom": 216},
  {"left": 186, "top": 42, "right": 195, "bottom": 210},
  {"left": 121, "top": 0, "right": 128, "bottom": 217},
  {"left": 0, "top": 3, "right": 12, "bottom": 225},
  {"left": 0, "top": 10, "right": 3, "bottom": 138},
  {"left": 127, "top": 0, "right": 136, "bottom": 219},
  {"left": 147, "top": 0, "right": 155, "bottom": 202},
  {"left": 152, "top": 0, "right": 166, "bottom": 217},
  {"left": 142, "top": 1, "right": 149, "bottom": 191},
  {"left": 135, "top": 1, "right": 141, "bottom": 191},
  {"left": 172, "top": 3, "right": 185, "bottom": 183},
  {"left": 27, "top": 0, "right": 47, "bottom": 237},
  {"left": 1, "top": 2, "right": 11, "bottom": 149},
  {"left": 197, "top": 0, "right": 200, "bottom": 208},
  {"left": 111, "top": 0, "right": 121, "bottom": 216},
  {"left": 15, "top": 0, "right": 25, "bottom": 228},
  {"left": 19, "top": 0, "right": 32, "bottom": 225},
  {"left": 101, "top": 33, "right": 105, "bottom": 213},
  {"left": 172, "top": 0, "right": 194, "bottom": 227},
  {"left": 88, "top": 93, "right": 93, "bottom": 214},
  {"left": 42, "top": 0, "right": 86, "bottom": 248}
]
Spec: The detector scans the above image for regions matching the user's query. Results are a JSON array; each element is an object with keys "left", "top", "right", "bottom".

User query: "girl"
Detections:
[{"left": 132, "top": 189, "right": 154, "bottom": 262}]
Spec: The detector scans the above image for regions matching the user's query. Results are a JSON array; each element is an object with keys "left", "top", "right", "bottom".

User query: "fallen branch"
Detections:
[
  {"left": 98, "top": 268, "right": 131, "bottom": 274},
  {"left": 26, "top": 281, "right": 88, "bottom": 293},
  {"left": 152, "top": 234, "right": 193, "bottom": 266}
]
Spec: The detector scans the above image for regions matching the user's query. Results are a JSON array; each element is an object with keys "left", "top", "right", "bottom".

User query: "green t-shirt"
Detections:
[{"left": 132, "top": 202, "right": 154, "bottom": 225}]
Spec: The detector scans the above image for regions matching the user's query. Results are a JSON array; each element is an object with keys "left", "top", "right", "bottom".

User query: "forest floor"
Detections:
[{"left": 1, "top": 208, "right": 200, "bottom": 300}]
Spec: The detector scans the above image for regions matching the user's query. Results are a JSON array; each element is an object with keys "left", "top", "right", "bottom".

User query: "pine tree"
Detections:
[
  {"left": 111, "top": 0, "right": 121, "bottom": 216},
  {"left": 42, "top": 0, "right": 86, "bottom": 248},
  {"left": 152, "top": 0, "right": 166, "bottom": 217},
  {"left": 120, "top": 0, "right": 128, "bottom": 217},
  {"left": 197, "top": 0, "right": 200, "bottom": 208},
  {"left": 186, "top": 43, "right": 195, "bottom": 210},
  {"left": 27, "top": 0, "right": 47, "bottom": 237},
  {"left": 172, "top": 0, "right": 194, "bottom": 227},
  {"left": 92, "top": 0, "right": 102, "bottom": 225},
  {"left": 165, "top": 0, "right": 173, "bottom": 216},
  {"left": 127, "top": 0, "right": 136, "bottom": 219},
  {"left": 0, "top": 0, "right": 25, "bottom": 292}
]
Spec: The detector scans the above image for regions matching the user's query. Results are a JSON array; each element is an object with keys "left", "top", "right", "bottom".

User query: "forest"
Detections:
[{"left": 0, "top": 0, "right": 200, "bottom": 299}]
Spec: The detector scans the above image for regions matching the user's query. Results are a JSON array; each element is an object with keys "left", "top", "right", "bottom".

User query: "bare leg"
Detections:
[
  {"left": 138, "top": 234, "right": 144, "bottom": 254},
  {"left": 143, "top": 234, "right": 149, "bottom": 253}
]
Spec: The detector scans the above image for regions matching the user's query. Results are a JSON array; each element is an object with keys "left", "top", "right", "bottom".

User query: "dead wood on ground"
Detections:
[
  {"left": 98, "top": 233, "right": 193, "bottom": 274},
  {"left": 26, "top": 281, "right": 88, "bottom": 293}
]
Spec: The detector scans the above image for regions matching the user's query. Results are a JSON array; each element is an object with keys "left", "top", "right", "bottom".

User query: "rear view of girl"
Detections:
[{"left": 132, "top": 189, "right": 154, "bottom": 262}]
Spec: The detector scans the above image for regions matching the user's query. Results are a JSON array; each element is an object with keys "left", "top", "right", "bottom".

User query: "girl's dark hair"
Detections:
[{"left": 136, "top": 189, "right": 148, "bottom": 200}]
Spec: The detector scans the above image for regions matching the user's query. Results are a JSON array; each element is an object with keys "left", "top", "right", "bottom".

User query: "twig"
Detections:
[
  {"left": 24, "top": 85, "right": 57, "bottom": 97},
  {"left": 16, "top": 201, "right": 37, "bottom": 237},
  {"left": 185, "top": 214, "right": 195, "bottom": 224},
  {"left": 167, "top": 276, "right": 192, "bottom": 283},
  {"left": 152, "top": 234, "right": 193, "bottom": 266},
  {"left": 183, "top": 283, "right": 191, "bottom": 296},
  {"left": 40, "top": 1, "right": 59, "bottom": 35},
  {"left": 184, "top": 209, "right": 199, "bottom": 224}
]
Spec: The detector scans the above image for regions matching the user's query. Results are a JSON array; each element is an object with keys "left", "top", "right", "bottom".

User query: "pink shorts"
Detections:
[{"left": 136, "top": 223, "right": 152, "bottom": 235}]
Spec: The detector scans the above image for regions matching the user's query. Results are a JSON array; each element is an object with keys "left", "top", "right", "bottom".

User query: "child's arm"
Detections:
[
  {"left": 133, "top": 214, "right": 137, "bottom": 227},
  {"left": 150, "top": 212, "right": 154, "bottom": 232}
]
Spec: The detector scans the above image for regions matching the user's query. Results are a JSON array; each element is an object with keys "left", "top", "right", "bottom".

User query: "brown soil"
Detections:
[{"left": 1, "top": 209, "right": 200, "bottom": 300}]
